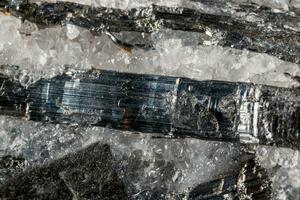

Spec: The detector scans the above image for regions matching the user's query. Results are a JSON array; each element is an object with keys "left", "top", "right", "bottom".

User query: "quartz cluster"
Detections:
[
  {"left": 0, "top": 0, "right": 299, "bottom": 199},
  {"left": 2, "top": 0, "right": 300, "bottom": 64}
]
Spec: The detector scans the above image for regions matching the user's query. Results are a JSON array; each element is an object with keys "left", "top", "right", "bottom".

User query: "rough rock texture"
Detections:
[
  {"left": 188, "top": 156, "right": 272, "bottom": 199},
  {"left": 255, "top": 146, "right": 300, "bottom": 200},
  {"left": 0, "top": 142, "right": 127, "bottom": 199},
  {"left": 2, "top": 1, "right": 300, "bottom": 64},
  {"left": 0, "top": 115, "right": 241, "bottom": 199},
  {"left": 0, "top": 18, "right": 299, "bottom": 89},
  {"left": 0, "top": 0, "right": 299, "bottom": 200},
  {"left": 30, "top": 0, "right": 300, "bottom": 10}
]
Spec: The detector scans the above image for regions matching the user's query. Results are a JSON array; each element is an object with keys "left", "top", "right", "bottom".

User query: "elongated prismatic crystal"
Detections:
[{"left": 0, "top": 69, "right": 299, "bottom": 149}]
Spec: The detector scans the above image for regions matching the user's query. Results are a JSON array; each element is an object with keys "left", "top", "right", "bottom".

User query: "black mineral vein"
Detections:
[
  {"left": 0, "top": 69, "right": 299, "bottom": 150},
  {"left": 0, "top": 142, "right": 127, "bottom": 200},
  {"left": 1, "top": 0, "right": 300, "bottom": 63},
  {"left": 188, "top": 156, "right": 272, "bottom": 200}
]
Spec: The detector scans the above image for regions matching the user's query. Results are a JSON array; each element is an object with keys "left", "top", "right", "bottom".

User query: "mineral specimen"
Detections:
[
  {"left": 0, "top": 0, "right": 299, "bottom": 199},
  {"left": 1, "top": 0, "right": 300, "bottom": 63},
  {"left": 0, "top": 69, "right": 299, "bottom": 150}
]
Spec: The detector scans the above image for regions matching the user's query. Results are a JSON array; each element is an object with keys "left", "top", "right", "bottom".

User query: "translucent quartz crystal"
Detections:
[
  {"left": 256, "top": 146, "right": 300, "bottom": 199},
  {"left": 66, "top": 24, "right": 80, "bottom": 40},
  {"left": 0, "top": 15, "right": 299, "bottom": 88}
]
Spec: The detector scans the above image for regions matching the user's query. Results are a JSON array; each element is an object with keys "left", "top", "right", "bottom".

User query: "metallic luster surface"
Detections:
[
  {"left": 188, "top": 156, "right": 272, "bottom": 200},
  {"left": 0, "top": 69, "right": 299, "bottom": 149}
]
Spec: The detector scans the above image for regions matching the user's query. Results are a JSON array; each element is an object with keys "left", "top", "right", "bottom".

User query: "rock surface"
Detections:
[{"left": 3, "top": 1, "right": 300, "bottom": 64}]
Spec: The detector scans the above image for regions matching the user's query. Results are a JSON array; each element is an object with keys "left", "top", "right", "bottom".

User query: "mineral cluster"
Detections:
[{"left": 0, "top": 0, "right": 299, "bottom": 200}]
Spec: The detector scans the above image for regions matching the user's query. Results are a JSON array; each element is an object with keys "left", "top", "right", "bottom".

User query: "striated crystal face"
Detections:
[{"left": 0, "top": 0, "right": 299, "bottom": 199}]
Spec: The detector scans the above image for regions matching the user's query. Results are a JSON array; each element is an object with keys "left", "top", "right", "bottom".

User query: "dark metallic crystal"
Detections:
[
  {"left": 0, "top": 69, "right": 299, "bottom": 149},
  {"left": 188, "top": 157, "right": 272, "bottom": 200}
]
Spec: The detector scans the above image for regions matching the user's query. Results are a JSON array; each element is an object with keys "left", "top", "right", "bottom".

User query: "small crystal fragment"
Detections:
[
  {"left": 188, "top": 156, "right": 272, "bottom": 199},
  {"left": 66, "top": 24, "right": 80, "bottom": 40}
]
